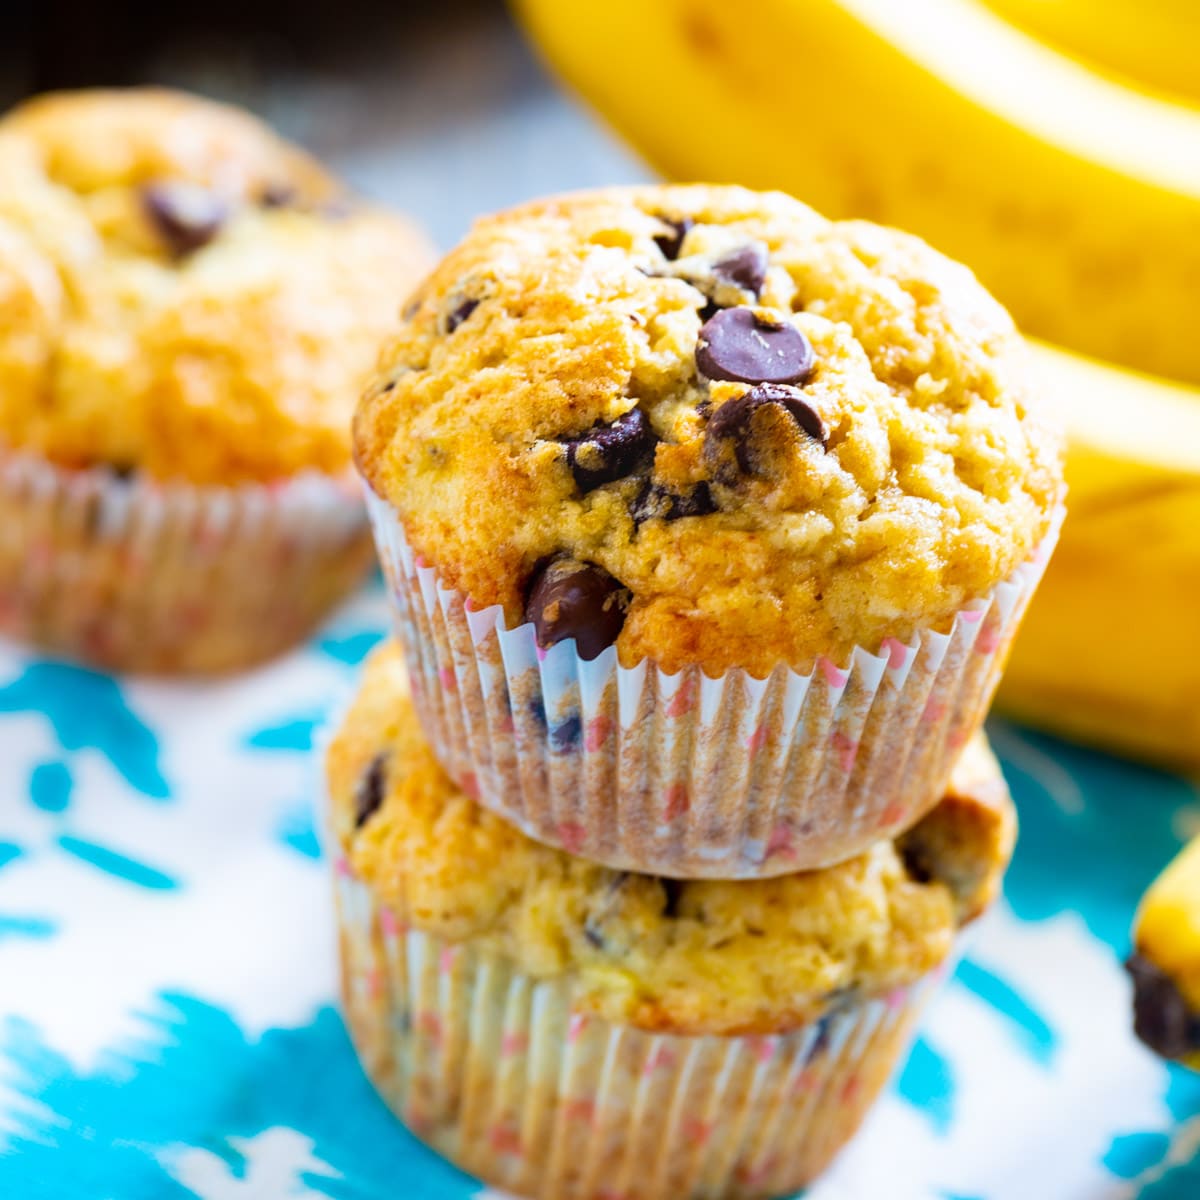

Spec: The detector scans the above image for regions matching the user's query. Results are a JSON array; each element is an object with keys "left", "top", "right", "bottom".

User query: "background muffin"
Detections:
[
  {"left": 327, "top": 643, "right": 1015, "bottom": 1198},
  {"left": 0, "top": 88, "right": 435, "bottom": 671},
  {"left": 355, "top": 183, "right": 1062, "bottom": 875}
]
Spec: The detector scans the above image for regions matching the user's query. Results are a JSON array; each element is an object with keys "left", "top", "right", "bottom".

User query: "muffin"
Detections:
[
  {"left": 354, "top": 184, "right": 1062, "bottom": 875},
  {"left": 326, "top": 643, "right": 1016, "bottom": 1200},
  {"left": 0, "top": 88, "right": 434, "bottom": 672}
]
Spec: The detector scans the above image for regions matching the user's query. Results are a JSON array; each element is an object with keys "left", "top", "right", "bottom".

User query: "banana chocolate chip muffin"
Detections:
[
  {"left": 328, "top": 642, "right": 1016, "bottom": 1199},
  {"left": 354, "top": 184, "right": 1062, "bottom": 876},
  {"left": 0, "top": 88, "right": 434, "bottom": 672}
]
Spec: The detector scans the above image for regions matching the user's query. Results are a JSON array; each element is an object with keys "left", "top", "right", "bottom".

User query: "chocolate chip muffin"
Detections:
[
  {"left": 355, "top": 184, "right": 1062, "bottom": 876},
  {"left": 0, "top": 88, "right": 434, "bottom": 672},
  {"left": 328, "top": 642, "right": 1015, "bottom": 1199}
]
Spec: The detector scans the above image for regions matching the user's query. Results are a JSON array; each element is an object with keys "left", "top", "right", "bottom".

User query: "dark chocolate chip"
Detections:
[
  {"left": 705, "top": 383, "right": 827, "bottom": 473},
  {"left": 713, "top": 242, "right": 768, "bottom": 297},
  {"left": 660, "top": 878, "right": 684, "bottom": 919},
  {"left": 563, "top": 408, "right": 655, "bottom": 493},
  {"left": 630, "top": 479, "right": 716, "bottom": 525},
  {"left": 354, "top": 753, "right": 388, "bottom": 828},
  {"left": 899, "top": 835, "right": 936, "bottom": 886},
  {"left": 445, "top": 297, "right": 479, "bottom": 334},
  {"left": 260, "top": 183, "right": 296, "bottom": 209},
  {"left": 1127, "top": 954, "right": 1200, "bottom": 1060},
  {"left": 549, "top": 713, "right": 583, "bottom": 754},
  {"left": 107, "top": 463, "right": 138, "bottom": 483},
  {"left": 808, "top": 1013, "right": 834, "bottom": 1060},
  {"left": 653, "top": 216, "right": 693, "bottom": 261},
  {"left": 527, "top": 696, "right": 548, "bottom": 732},
  {"left": 141, "top": 181, "right": 229, "bottom": 257},
  {"left": 696, "top": 307, "right": 815, "bottom": 386},
  {"left": 524, "top": 557, "right": 630, "bottom": 661}
]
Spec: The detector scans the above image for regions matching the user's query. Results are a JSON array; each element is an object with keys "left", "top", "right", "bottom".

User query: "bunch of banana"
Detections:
[
  {"left": 1128, "top": 837, "right": 1200, "bottom": 1068},
  {"left": 513, "top": 0, "right": 1200, "bottom": 384},
  {"left": 514, "top": 0, "right": 1200, "bottom": 768}
]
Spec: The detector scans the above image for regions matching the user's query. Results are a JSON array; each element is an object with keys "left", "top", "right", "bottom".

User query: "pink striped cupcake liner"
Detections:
[
  {"left": 333, "top": 856, "right": 942, "bottom": 1200},
  {"left": 0, "top": 445, "right": 373, "bottom": 673},
  {"left": 368, "top": 488, "right": 1061, "bottom": 877}
]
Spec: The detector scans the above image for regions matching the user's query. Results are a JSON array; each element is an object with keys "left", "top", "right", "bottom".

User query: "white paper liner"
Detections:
[
  {"left": 333, "top": 859, "right": 939, "bottom": 1200},
  {"left": 0, "top": 446, "right": 373, "bottom": 673},
  {"left": 367, "top": 488, "right": 1062, "bottom": 877}
]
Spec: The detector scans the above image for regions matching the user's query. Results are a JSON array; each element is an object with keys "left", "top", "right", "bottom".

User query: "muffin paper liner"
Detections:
[
  {"left": 333, "top": 857, "right": 939, "bottom": 1200},
  {"left": 0, "top": 446, "right": 373, "bottom": 674},
  {"left": 367, "top": 489, "right": 1062, "bottom": 877}
]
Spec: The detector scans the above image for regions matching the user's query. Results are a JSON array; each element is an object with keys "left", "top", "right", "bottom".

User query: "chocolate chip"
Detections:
[
  {"left": 260, "top": 183, "right": 296, "bottom": 209},
  {"left": 141, "top": 181, "right": 229, "bottom": 257},
  {"left": 563, "top": 408, "right": 655, "bottom": 492},
  {"left": 106, "top": 463, "right": 138, "bottom": 483},
  {"left": 525, "top": 557, "right": 630, "bottom": 660},
  {"left": 705, "top": 383, "right": 826, "bottom": 474},
  {"left": 696, "top": 308, "right": 815, "bottom": 386},
  {"left": 654, "top": 216, "right": 693, "bottom": 261},
  {"left": 660, "top": 878, "right": 684, "bottom": 919},
  {"left": 1127, "top": 954, "right": 1200, "bottom": 1060},
  {"left": 549, "top": 713, "right": 582, "bottom": 753},
  {"left": 445, "top": 298, "right": 479, "bottom": 334},
  {"left": 354, "top": 753, "right": 388, "bottom": 828},
  {"left": 713, "top": 242, "right": 768, "bottom": 297},
  {"left": 630, "top": 480, "right": 716, "bottom": 525}
]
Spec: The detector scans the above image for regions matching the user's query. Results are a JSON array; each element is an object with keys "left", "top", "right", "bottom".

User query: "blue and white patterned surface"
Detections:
[{"left": 0, "top": 578, "right": 1197, "bottom": 1200}]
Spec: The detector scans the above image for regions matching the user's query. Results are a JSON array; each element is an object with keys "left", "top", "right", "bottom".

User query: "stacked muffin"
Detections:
[{"left": 330, "top": 185, "right": 1065, "bottom": 1197}]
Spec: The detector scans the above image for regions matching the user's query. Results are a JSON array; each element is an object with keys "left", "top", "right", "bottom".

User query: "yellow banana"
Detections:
[
  {"left": 1129, "top": 837, "right": 1200, "bottom": 1068},
  {"left": 513, "top": 0, "right": 1200, "bottom": 385},
  {"left": 1000, "top": 343, "right": 1200, "bottom": 769},
  {"left": 980, "top": 0, "right": 1200, "bottom": 106}
]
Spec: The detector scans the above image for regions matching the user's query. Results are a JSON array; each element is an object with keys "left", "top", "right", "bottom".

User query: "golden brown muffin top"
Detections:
[
  {"left": 327, "top": 643, "right": 1016, "bottom": 1036},
  {"left": 0, "top": 88, "right": 434, "bottom": 484},
  {"left": 355, "top": 185, "right": 1063, "bottom": 676}
]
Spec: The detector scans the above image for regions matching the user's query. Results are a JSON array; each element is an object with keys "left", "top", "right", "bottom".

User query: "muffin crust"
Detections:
[{"left": 356, "top": 184, "right": 1062, "bottom": 675}]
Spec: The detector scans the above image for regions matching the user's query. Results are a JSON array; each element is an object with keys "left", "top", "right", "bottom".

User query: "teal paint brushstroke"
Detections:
[
  {"left": 30, "top": 761, "right": 72, "bottom": 813},
  {"left": 57, "top": 836, "right": 177, "bottom": 891},
  {"left": 317, "top": 630, "right": 385, "bottom": 666},
  {"left": 0, "top": 996, "right": 480, "bottom": 1200},
  {"left": 277, "top": 804, "right": 321, "bottom": 861},
  {"left": 0, "top": 915, "right": 56, "bottom": 941},
  {"left": 955, "top": 958, "right": 1058, "bottom": 1066},
  {"left": 245, "top": 716, "right": 321, "bottom": 752},
  {"left": 989, "top": 720, "right": 1199, "bottom": 949},
  {"left": 896, "top": 1036, "right": 955, "bottom": 1135},
  {"left": 0, "top": 663, "right": 168, "bottom": 798}
]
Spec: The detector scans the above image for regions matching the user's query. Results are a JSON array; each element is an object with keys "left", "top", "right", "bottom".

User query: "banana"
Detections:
[
  {"left": 980, "top": 0, "right": 1200, "bottom": 106},
  {"left": 513, "top": 0, "right": 1200, "bottom": 385},
  {"left": 999, "top": 342, "right": 1200, "bottom": 769},
  {"left": 1128, "top": 837, "right": 1200, "bottom": 1068}
]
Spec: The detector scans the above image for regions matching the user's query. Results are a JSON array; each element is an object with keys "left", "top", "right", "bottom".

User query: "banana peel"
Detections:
[
  {"left": 1001, "top": 344, "right": 1200, "bottom": 770},
  {"left": 513, "top": 0, "right": 1200, "bottom": 385},
  {"left": 1129, "top": 837, "right": 1200, "bottom": 1068}
]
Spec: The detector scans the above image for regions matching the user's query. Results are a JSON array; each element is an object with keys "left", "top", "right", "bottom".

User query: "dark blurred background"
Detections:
[{"left": 0, "top": 0, "right": 646, "bottom": 245}]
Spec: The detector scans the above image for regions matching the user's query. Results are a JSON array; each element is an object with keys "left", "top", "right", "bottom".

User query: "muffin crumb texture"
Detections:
[
  {"left": 356, "top": 184, "right": 1062, "bottom": 675},
  {"left": 327, "top": 645, "right": 1015, "bottom": 1036},
  {"left": 0, "top": 88, "right": 434, "bottom": 484}
]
